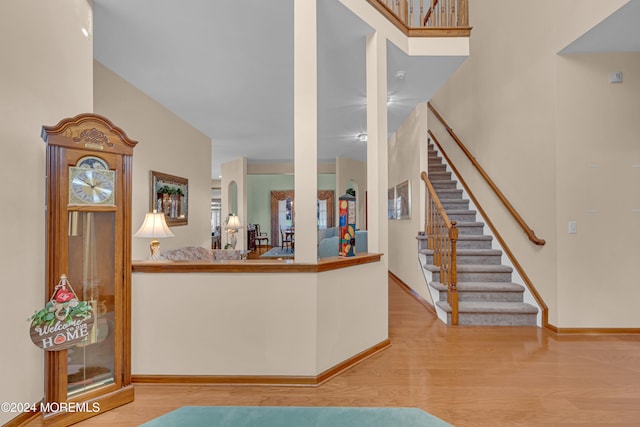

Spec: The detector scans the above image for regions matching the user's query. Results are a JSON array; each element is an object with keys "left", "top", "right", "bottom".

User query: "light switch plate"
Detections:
[{"left": 568, "top": 221, "right": 577, "bottom": 234}]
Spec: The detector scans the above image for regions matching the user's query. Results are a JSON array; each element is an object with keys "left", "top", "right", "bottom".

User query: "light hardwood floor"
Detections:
[{"left": 26, "top": 274, "right": 640, "bottom": 426}]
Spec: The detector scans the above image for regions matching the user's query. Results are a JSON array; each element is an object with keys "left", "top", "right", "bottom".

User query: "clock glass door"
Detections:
[{"left": 66, "top": 210, "right": 116, "bottom": 396}]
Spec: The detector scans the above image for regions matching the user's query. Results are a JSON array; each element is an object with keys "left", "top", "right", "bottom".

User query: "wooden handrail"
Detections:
[
  {"left": 423, "top": 0, "right": 439, "bottom": 26},
  {"left": 421, "top": 171, "right": 459, "bottom": 325},
  {"left": 427, "top": 102, "right": 546, "bottom": 246},
  {"left": 428, "top": 131, "right": 549, "bottom": 327},
  {"left": 423, "top": 0, "right": 468, "bottom": 27}
]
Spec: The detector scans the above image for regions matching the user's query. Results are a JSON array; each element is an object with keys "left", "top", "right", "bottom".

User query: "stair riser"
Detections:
[
  {"left": 438, "top": 290, "right": 523, "bottom": 303},
  {"left": 447, "top": 212, "right": 477, "bottom": 222},
  {"left": 456, "top": 239, "right": 492, "bottom": 249},
  {"left": 441, "top": 200, "right": 469, "bottom": 210},
  {"left": 452, "top": 313, "right": 537, "bottom": 326},
  {"left": 428, "top": 172, "right": 452, "bottom": 181},
  {"left": 435, "top": 190, "right": 463, "bottom": 200},
  {"left": 457, "top": 225, "right": 485, "bottom": 236},
  {"left": 428, "top": 164, "right": 447, "bottom": 171},
  {"left": 431, "top": 181, "right": 458, "bottom": 190},
  {"left": 425, "top": 253, "right": 502, "bottom": 265},
  {"left": 433, "top": 271, "right": 512, "bottom": 282}
]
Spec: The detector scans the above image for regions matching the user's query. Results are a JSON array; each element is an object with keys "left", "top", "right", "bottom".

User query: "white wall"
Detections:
[
  {"left": 316, "top": 261, "right": 388, "bottom": 372},
  {"left": 94, "top": 62, "right": 212, "bottom": 260},
  {"left": 388, "top": 103, "right": 430, "bottom": 300},
  {"left": 131, "top": 261, "right": 388, "bottom": 377},
  {"left": 555, "top": 52, "right": 640, "bottom": 327},
  {"left": 0, "top": 1, "right": 93, "bottom": 422},
  {"left": 430, "top": 0, "right": 637, "bottom": 327},
  {"left": 132, "top": 272, "right": 317, "bottom": 375}
]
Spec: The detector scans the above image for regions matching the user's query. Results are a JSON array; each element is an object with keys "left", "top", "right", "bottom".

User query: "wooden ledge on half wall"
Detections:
[{"left": 132, "top": 252, "right": 383, "bottom": 274}]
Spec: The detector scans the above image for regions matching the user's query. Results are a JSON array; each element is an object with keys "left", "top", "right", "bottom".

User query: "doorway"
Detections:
[{"left": 270, "top": 190, "right": 334, "bottom": 247}]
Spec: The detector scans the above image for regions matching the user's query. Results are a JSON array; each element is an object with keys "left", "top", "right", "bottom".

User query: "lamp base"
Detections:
[
  {"left": 149, "top": 238, "right": 162, "bottom": 260},
  {"left": 226, "top": 230, "right": 238, "bottom": 249}
]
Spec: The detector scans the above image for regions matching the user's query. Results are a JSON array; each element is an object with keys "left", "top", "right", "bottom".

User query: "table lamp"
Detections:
[
  {"left": 225, "top": 214, "right": 242, "bottom": 249},
  {"left": 134, "top": 210, "right": 175, "bottom": 259}
]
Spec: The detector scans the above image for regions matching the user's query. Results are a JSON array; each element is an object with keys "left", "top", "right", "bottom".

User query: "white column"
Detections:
[
  {"left": 366, "top": 32, "right": 388, "bottom": 263},
  {"left": 294, "top": 0, "right": 318, "bottom": 263}
]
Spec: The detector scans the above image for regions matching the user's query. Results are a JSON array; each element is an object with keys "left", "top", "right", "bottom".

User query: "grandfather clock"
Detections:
[{"left": 41, "top": 114, "right": 137, "bottom": 425}]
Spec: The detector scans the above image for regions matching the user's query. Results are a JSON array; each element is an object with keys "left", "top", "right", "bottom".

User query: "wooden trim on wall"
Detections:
[
  {"left": 132, "top": 338, "right": 390, "bottom": 387},
  {"left": 3, "top": 409, "right": 41, "bottom": 427},
  {"left": 132, "top": 253, "right": 383, "bottom": 274},
  {"left": 544, "top": 324, "right": 640, "bottom": 336},
  {"left": 388, "top": 271, "right": 436, "bottom": 316}
]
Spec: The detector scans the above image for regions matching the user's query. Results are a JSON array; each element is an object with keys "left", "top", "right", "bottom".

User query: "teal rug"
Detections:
[
  {"left": 260, "top": 247, "right": 294, "bottom": 258},
  {"left": 140, "top": 406, "right": 453, "bottom": 426}
]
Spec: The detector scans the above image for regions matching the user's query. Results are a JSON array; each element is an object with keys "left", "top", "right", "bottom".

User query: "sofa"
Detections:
[
  {"left": 160, "top": 246, "right": 246, "bottom": 261},
  {"left": 317, "top": 227, "right": 368, "bottom": 258}
]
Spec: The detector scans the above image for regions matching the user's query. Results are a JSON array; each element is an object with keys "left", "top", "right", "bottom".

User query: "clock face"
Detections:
[{"left": 69, "top": 166, "right": 116, "bottom": 205}]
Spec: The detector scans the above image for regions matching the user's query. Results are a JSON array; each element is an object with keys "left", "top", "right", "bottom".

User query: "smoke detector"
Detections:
[{"left": 394, "top": 70, "right": 406, "bottom": 80}]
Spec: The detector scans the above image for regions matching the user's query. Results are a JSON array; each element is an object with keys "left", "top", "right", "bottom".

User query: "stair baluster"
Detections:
[{"left": 423, "top": 171, "right": 459, "bottom": 325}]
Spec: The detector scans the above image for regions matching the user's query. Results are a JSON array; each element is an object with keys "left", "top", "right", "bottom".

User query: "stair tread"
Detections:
[
  {"left": 457, "top": 264, "right": 513, "bottom": 273},
  {"left": 454, "top": 221, "right": 484, "bottom": 227},
  {"left": 424, "top": 263, "right": 512, "bottom": 273},
  {"left": 420, "top": 248, "right": 502, "bottom": 256},
  {"left": 457, "top": 234, "right": 492, "bottom": 240},
  {"left": 436, "top": 301, "right": 538, "bottom": 314},
  {"left": 430, "top": 281, "right": 525, "bottom": 292}
]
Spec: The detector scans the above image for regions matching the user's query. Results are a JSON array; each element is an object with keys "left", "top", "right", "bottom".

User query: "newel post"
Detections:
[{"left": 449, "top": 223, "right": 459, "bottom": 325}]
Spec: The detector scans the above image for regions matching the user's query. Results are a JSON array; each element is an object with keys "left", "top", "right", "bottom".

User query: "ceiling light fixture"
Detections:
[{"left": 357, "top": 132, "right": 368, "bottom": 143}]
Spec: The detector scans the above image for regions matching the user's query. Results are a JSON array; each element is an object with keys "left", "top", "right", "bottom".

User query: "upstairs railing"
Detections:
[
  {"left": 367, "top": 0, "right": 470, "bottom": 36},
  {"left": 421, "top": 171, "right": 459, "bottom": 325}
]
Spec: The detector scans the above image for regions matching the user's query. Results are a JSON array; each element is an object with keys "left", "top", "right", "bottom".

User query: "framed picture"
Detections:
[
  {"left": 387, "top": 187, "right": 396, "bottom": 219},
  {"left": 150, "top": 170, "right": 188, "bottom": 226},
  {"left": 395, "top": 180, "right": 411, "bottom": 220}
]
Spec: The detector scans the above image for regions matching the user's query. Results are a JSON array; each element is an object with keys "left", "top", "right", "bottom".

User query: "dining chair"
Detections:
[
  {"left": 280, "top": 227, "right": 293, "bottom": 250},
  {"left": 254, "top": 224, "right": 269, "bottom": 247}
]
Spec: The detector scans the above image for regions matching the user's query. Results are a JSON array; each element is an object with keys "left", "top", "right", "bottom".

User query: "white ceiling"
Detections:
[
  {"left": 93, "top": 1, "right": 638, "bottom": 178},
  {"left": 93, "top": 0, "right": 466, "bottom": 178}
]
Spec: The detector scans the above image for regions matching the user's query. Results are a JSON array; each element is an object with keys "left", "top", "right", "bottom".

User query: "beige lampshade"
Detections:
[
  {"left": 134, "top": 210, "right": 175, "bottom": 238},
  {"left": 134, "top": 210, "right": 174, "bottom": 259},
  {"left": 225, "top": 214, "right": 242, "bottom": 231}
]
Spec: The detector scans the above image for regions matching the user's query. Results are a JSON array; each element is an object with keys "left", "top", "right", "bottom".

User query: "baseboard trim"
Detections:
[
  {"left": 2, "top": 407, "right": 40, "bottom": 427},
  {"left": 545, "top": 324, "right": 640, "bottom": 335},
  {"left": 132, "top": 338, "right": 391, "bottom": 387},
  {"left": 388, "top": 271, "right": 436, "bottom": 315}
]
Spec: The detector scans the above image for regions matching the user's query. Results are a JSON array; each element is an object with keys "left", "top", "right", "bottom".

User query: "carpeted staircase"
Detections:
[{"left": 420, "top": 142, "right": 538, "bottom": 326}]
